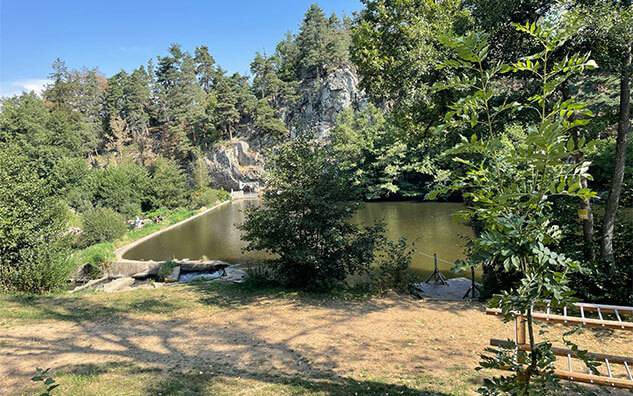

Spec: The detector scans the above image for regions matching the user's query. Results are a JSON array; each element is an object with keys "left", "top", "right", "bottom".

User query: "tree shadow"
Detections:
[{"left": 1, "top": 284, "right": 479, "bottom": 395}]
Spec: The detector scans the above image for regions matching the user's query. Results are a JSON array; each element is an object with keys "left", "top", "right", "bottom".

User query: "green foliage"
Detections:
[
  {"left": 149, "top": 156, "right": 188, "bottom": 209},
  {"left": 71, "top": 243, "right": 116, "bottom": 279},
  {"left": 330, "top": 105, "right": 450, "bottom": 199},
  {"left": 0, "top": 144, "right": 74, "bottom": 294},
  {"left": 254, "top": 99, "right": 287, "bottom": 136},
  {"left": 239, "top": 137, "right": 384, "bottom": 289},
  {"left": 157, "top": 260, "right": 178, "bottom": 281},
  {"left": 190, "top": 187, "right": 230, "bottom": 209},
  {"left": 588, "top": 138, "right": 633, "bottom": 201},
  {"left": 351, "top": 0, "right": 468, "bottom": 129},
  {"left": 79, "top": 207, "right": 127, "bottom": 248},
  {"left": 373, "top": 237, "right": 414, "bottom": 292},
  {"left": 85, "top": 161, "right": 150, "bottom": 217},
  {"left": 430, "top": 21, "right": 599, "bottom": 394},
  {"left": 31, "top": 367, "right": 60, "bottom": 395}
]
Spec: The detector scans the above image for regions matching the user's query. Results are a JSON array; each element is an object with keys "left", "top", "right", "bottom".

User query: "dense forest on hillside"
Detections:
[{"left": 0, "top": 1, "right": 631, "bottom": 308}]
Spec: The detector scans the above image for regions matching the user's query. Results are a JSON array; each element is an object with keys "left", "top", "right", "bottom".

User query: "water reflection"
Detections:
[{"left": 123, "top": 200, "right": 476, "bottom": 280}]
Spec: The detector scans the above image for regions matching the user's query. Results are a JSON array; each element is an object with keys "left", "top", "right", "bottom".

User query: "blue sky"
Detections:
[{"left": 0, "top": 0, "right": 362, "bottom": 97}]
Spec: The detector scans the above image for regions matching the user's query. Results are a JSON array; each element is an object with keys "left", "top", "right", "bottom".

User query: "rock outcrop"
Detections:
[
  {"left": 295, "top": 66, "right": 365, "bottom": 139},
  {"left": 207, "top": 140, "right": 265, "bottom": 191},
  {"left": 205, "top": 66, "right": 364, "bottom": 189}
]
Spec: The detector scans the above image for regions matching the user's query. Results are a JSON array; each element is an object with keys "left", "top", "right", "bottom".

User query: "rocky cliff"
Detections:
[
  {"left": 207, "top": 140, "right": 265, "bottom": 191},
  {"left": 207, "top": 66, "right": 364, "bottom": 191},
  {"left": 294, "top": 66, "right": 366, "bottom": 139}
]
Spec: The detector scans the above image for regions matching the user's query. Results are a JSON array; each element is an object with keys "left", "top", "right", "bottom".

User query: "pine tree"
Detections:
[
  {"left": 194, "top": 45, "right": 217, "bottom": 94},
  {"left": 296, "top": 4, "right": 330, "bottom": 79},
  {"left": 215, "top": 72, "right": 240, "bottom": 140}
]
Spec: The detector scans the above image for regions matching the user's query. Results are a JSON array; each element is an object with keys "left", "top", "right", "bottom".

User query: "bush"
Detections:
[
  {"left": 239, "top": 137, "right": 385, "bottom": 290},
  {"left": 71, "top": 243, "right": 116, "bottom": 279},
  {"left": 157, "top": 260, "right": 178, "bottom": 281},
  {"left": 374, "top": 237, "right": 414, "bottom": 291},
  {"left": 190, "top": 187, "right": 230, "bottom": 208},
  {"left": 79, "top": 207, "right": 127, "bottom": 248},
  {"left": 0, "top": 144, "right": 73, "bottom": 293},
  {"left": 85, "top": 161, "right": 150, "bottom": 217}
]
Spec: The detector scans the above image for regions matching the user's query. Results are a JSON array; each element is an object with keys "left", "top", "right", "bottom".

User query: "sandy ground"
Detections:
[{"left": 0, "top": 285, "right": 631, "bottom": 395}]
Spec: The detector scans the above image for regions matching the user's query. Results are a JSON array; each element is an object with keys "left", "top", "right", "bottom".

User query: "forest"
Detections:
[
  {"left": 1, "top": 1, "right": 631, "bottom": 302},
  {"left": 1, "top": 0, "right": 632, "bottom": 394}
]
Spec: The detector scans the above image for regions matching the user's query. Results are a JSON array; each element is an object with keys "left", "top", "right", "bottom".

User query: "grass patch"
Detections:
[{"left": 22, "top": 361, "right": 478, "bottom": 396}]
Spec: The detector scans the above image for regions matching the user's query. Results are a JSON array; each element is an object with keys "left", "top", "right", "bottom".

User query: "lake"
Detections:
[{"left": 123, "top": 200, "right": 477, "bottom": 280}]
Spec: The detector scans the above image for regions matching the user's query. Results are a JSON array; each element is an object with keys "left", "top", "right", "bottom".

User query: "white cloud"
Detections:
[{"left": 0, "top": 79, "right": 52, "bottom": 98}]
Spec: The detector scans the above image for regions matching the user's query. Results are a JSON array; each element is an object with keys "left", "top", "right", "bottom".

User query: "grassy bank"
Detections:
[
  {"left": 1, "top": 281, "right": 631, "bottom": 395},
  {"left": 70, "top": 203, "right": 227, "bottom": 278}
]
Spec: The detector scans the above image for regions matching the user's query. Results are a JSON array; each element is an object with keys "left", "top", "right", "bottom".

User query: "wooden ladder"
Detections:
[{"left": 486, "top": 301, "right": 633, "bottom": 390}]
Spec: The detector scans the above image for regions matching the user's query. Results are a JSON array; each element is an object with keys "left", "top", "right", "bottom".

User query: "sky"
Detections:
[{"left": 0, "top": 0, "right": 362, "bottom": 97}]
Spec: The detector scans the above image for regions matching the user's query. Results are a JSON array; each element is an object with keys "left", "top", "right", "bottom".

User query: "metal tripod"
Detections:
[
  {"left": 424, "top": 253, "right": 448, "bottom": 285},
  {"left": 463, "top": 266, "right": 481, "bottom": 299}
]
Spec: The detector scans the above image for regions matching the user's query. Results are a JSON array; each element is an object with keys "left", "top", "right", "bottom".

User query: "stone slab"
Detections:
[
  {"left": 412, "top": 277, "right": 482, "bottom": 300},
  {"left": 103, "top": 277, "right": 135, "bottom": 293}
]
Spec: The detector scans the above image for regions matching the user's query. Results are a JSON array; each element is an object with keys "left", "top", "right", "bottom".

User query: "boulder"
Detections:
[
  {"left": 164, "top": 266, "right": 181, "bottom": 283},
  {"left": 106, "top": 260, "right": 162, "bottom": 278},
  {"left": 68, "top": 277, "right": 109, "bottom": 294},
  {"left": 103, "top": 277, "right": 135, "bottom": 293}
]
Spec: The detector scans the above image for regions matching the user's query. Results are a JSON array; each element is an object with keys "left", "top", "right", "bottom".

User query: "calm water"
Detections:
[{"left": 123, "top": 200, "right": 477, "bottom": 280}]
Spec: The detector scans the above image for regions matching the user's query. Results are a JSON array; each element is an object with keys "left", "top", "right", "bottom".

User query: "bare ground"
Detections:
[{"left": 0, "top": 282, "right": 631, "bottom": 395}]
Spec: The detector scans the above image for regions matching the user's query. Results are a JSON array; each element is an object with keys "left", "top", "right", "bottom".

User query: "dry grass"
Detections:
[{"left": 0, "top": 281, "right": 631, "bottom": 396}]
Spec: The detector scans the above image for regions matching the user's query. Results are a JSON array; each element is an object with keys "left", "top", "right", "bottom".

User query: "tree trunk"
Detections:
[
  {"left": 601, "top": 43, "right": 631, "bottom": 265},
  {"left": 562, "top": 84, "right": 595, "bottom": 260}
]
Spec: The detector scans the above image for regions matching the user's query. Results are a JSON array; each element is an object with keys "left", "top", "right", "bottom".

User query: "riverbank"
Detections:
[{"left": 1, "top": 281, "right": 630, "bottom": 395}]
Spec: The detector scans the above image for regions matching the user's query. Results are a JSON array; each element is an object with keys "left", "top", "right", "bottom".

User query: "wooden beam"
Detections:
[
  {"left": 553, "top": 370, "right": 633, "bottom": 389},
  {"left": 490, "top": 362, "right": 633, "bottom": 390},
  {"left": 490, "top": 339, "right": 633, "bottom": 365},
  {"left": 486, "top": 308, "right": 633, "bottom": 331}
]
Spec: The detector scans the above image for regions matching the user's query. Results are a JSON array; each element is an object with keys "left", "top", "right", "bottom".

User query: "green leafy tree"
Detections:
[
  {"left": 351, "top": 0, "right": 467, "bottom": 129},
  {"left": 330, "top": 105, "right": 448, "bottom": 199},
  {"left": 254, "top": 99, "right": 287, "bottom": 136},
  {"left": 296, "top": 4, "right": 331, "bottom": 79},
  {"left": 194, "top": 45, "right": 217, "bottom": 94},
  {"left": 429, "top": 22, "right": 599, "bottom": 394},
  {"left": 239, "top": 137, "right": 384, "bottom": 289},
  {"left": 0, "top": 144, "right": 73, "bottom": 293},
  {"left": 149, "top": 156, "right": 188, "bottom": 209},
  {"left": 86, "top": 161, "right": 150, "bottom": 217},
  {"left": 214, "top": 71, "right": 240, "bottom": 140}
]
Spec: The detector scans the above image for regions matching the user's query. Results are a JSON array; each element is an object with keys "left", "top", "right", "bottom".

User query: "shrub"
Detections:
[
  {"left": 0, "top": 144, "right": 73, "bottom": 294},
  {"left": 374, "top": 237, "right": 414, "bottom": 291},
  {"left": 71, "top": 243, "right": 116, "bottom": 279},
  {"left": 85, "top": 161, "right": 150, "bottom": 217},
  {"left": 239, "top": 137, "right": 385, "bottom": 290},
  {"left": 190, "top": 187, "right": 230, "bottom": 208},
  {"left": 79, "top": 207, "right": 127, "bottom": 248},
  {"left": 157, "top": 260, "right": 178, "bottom": 281}
]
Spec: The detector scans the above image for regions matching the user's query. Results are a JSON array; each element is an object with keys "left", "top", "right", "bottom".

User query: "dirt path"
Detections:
[{"left": 0, "top": 285, "right": 631, "bottom": 395}]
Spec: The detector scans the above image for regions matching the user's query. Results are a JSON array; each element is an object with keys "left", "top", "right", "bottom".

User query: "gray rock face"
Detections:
[
  {"left": 205, "top": 66, "right": 364, "bottom": 189},
  {"left": 207, "top": 140, "right": 265, "bottom": 191},
  {"left": 296, "top": 66, "right": 365, "bottom": 139},
  {"left": 103, "top": 277, "right": 135, "bottom": 293}
]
